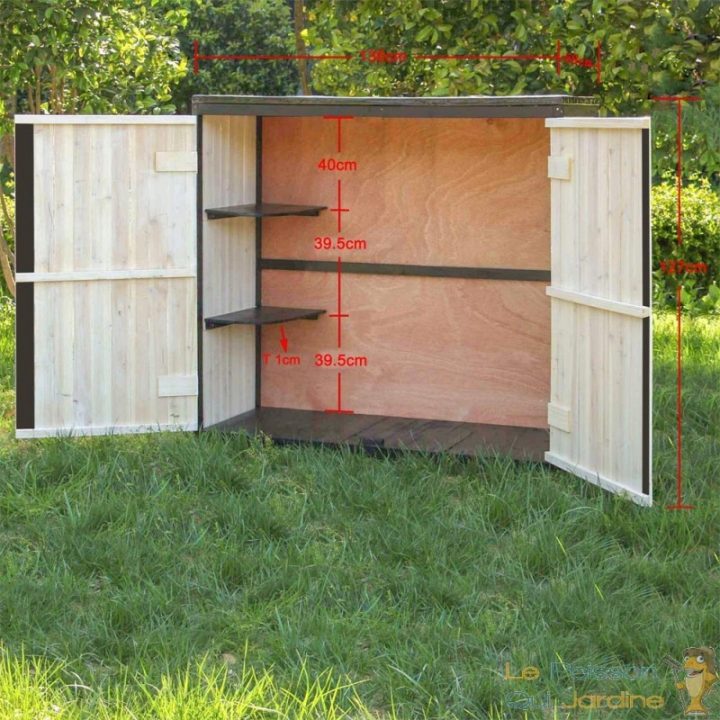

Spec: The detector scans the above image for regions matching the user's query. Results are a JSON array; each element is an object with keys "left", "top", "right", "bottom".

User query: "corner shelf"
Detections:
[
  {"left": 205, "top": 306, "right": 326, "bottom": 329},
  {"left": 205, "top": 203, "right": 327, "bottom": 220}
]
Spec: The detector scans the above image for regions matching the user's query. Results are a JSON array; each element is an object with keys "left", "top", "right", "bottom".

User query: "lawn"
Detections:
[{"left": 0, "top": 305, "right": 718, "bottom": 719}]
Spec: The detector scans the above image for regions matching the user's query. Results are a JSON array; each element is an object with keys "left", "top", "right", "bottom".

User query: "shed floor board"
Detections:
[{"left": 206, "top": 407, "right": 548, "bottom": 461}]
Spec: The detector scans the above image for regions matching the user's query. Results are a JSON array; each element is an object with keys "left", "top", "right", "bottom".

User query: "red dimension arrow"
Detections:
[
  {"left": 651, "top": 95, "right": 701, "bottom": 510},
  {"left": 328, "top": 256, "right": 350, "bottom": 348},
  {"left": 192, "top": 40, "right": 602, "bottom": 83},
  {"left": 324, "top": 372, "right": 354, "bottom": 415},
  {"left": 413, "top": 40, "right": 601, "bottom": 82},
  {"left": 330, "top": 179, "right": 350, "bottom": 233},
  {"left": 192, "top": 40, "right": 353, "bottom": 74},
  {"left": 279, "top": 325, "right": 289, "bottom": 353},
  {"left": 323, "top": 115, "right": 354, "bottom": 153}
]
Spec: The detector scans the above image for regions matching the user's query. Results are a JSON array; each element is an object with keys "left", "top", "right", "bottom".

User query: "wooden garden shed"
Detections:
[{"left": 14, "top": 95, "right": 652, "bottom": 504}]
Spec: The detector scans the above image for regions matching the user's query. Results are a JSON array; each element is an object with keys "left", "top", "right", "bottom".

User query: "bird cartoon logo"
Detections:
[{"left": 665, "top": 646, "right": 718, "bottom": 716}]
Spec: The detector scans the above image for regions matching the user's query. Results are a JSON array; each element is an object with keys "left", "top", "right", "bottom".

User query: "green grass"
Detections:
[
  {"left": 0, "top": 296, "right": 14, "bottom": 432},
  {"left": 0, "top": 302, "right": 718, "bottom": 718}
]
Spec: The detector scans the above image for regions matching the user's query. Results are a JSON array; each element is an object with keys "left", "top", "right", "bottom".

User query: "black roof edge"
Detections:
[{"left": 191, "top": 94, "right": 599, "bottom": 118}]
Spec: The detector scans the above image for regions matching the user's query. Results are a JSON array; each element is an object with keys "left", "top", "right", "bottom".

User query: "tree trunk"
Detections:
[
  {"left": 294, "top": 0, "right": 311, "bottom": 95},
  {"left": 0, "top": 186, "right": 16, "bottom": 297}
]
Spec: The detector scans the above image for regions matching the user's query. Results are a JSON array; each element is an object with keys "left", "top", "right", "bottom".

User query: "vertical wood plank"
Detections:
[
  {"left": 201, "top": 116, "right": 256, "bottom": 426},
  {"left": 28, "top": 119, "right": 198, "bottom": 435},
  {"left": 546, "top": 122, "right": 650, "bottom": 504}
]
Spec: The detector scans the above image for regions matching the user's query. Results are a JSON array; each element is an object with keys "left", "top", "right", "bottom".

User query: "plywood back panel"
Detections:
[
  {"left": 27, "top": 120, "right": 197, "bottom": 436},
  {"left": 262, "top": 117, "right": 550, "bottom": 269},
  {"left": 261, "top": 270, "right": 550, "bottom": 428},
  {"left": 201, "top": 116, "right": 256, "bottom": 426}
]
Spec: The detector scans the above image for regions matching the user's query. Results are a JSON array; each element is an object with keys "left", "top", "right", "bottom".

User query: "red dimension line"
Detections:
[
  {"left": 413, "top": 48, "right": 594, "bottom": 71},
  {"left": 330, "top": 179, "right": 350, "bottom": 233},
  {"left": 677, "top": 288, "right": 682, "bottom": 480},
  {"left": 415, "top": 52, "right": 554, "bottom": 60},
  {"left": 653, "top": 95, "right": 701, "bottom": 510},
  {"left": 655, "top": 97, "right": 702, "bottom": 249},
  {"left": 651, "top": 95, "right": 702, "bottom": 102},
  {"left": 324, "top": 372, "right": 354, "bottom": 415},
  {"left": 328, "top": 256, "right": 349, "bottom": 348},
  {"left": 192, "top": 40, "right": 600, "bottom": 78},
  {"left": 667, "top": 285, "right": 693, "bottom": 509},
  {"left": 191, "top": 41, "right": 352, "bottom": 73},
  {"left": 323, "top": 115, "right": 354, "bottom": 153},
  {"left": 677, "top": 101, "right": 683, "bottom": 245},
  {"left": 200, "top": 53, "right": 352, "bottom": 60},
  {"left": 555, "top": 40, "right": 561, "bottom": 75}
]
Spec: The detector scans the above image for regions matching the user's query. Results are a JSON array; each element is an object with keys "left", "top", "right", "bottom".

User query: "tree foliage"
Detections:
[
  {"left": 303, "top": 0, "right": 720, "bottom": 183},
  {"left": 0, "top": 0, "right": 189, "bottom": 295},
  {"left": 0, "top": 0, "right": 188, "bottom": 126},
  {"left": 303, "top": 0, "right": 720, "bottom": 113},
  {"left": 652, "top": 178, "right": 720, "bottom": 310},
  {"left": 172, "top": 0, "right": 299, "bottom": 113},
  {"left": 1, "top": 0, "right": 719, "bottom": 303},
  {"left": 652, "top": 84, "right": 720, "bottom": 186}
]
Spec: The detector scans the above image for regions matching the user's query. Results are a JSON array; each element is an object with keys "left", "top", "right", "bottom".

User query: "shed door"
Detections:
[
  {"left": 15, "top": 116, "right": 198, "bottom": 438},
  {"left": 545, "top": 118, "right": 652, "bottom": 505}
]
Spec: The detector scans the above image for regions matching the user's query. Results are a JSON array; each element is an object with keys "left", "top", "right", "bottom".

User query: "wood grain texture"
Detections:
[
  {"left": 546, "top": 117, "right": 650, "bottom": 129},
  {"left": 547, "top": 402, "right": 572, "bottom": 433},
  {"left": 34, "top": 123, "right": 197, "bottom": 274},
  {"left": 262, "top": 117, "right": 550, "bottom": 269},
  {"left": 18, "top": 269, "right": 195, "bottom": 282},
  {"left": 547, "top": 155, "right": 572, "bottom": 180},
  {"left": 546, "top": 286, "right": 650, "bottom": 318},
  {"left": 261, "top": 270, "right": 550, "bottom": 427},
  {"left": 546, "top": 125, "right": 649, "bottom": 502},
  {"left": 17, "top": 115, "right": 196, "bottom": 125},
  {"left": 208, "top": 407, "right": 549, "bottom": 460},
  {"left": 31, "top": 121, "right": 197, "bottom": 435},
  {"left": 158, "top": 374, "right": 199, "bottom": 397},
  {"left": 201, "top": 115, "right": 256, "bottom": 426},
  {"left": 34, "top": 277, "right": 198, "bottom": 431},
  {"left": 154, "top": 151, "right": 197, "bottom": 172},
  {"left": 17, "top": 423, "right": 197, "bottom": 439}
]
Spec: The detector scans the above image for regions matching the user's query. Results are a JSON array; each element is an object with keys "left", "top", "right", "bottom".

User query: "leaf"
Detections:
[
  {"left": 619, "top": 4, "right": 639, "bottom": 18},
  {"left": 415, "top": 25, "right": 433, "bottom": 42}
]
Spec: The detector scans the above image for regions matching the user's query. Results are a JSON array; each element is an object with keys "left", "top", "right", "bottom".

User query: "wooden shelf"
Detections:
[
  {"left": 206, "top": 407, "right": 549, "bottom": 461},
  {"left": 205, "top": 203, "right": 327, "bottom": 219},
  {"left": 204, "top": 306, "right": 326, "bottom": 329}
]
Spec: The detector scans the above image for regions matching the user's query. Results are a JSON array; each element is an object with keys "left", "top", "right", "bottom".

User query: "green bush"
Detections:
[
  {"left": 652, "top": 86, "right": 720, "bottom": 188},
  {"left": 0, "top": 296, "right": 14, "bottom": 383},
  {"left": 652, "top": 178, "right": 720, "bottom": 313},
  {"left": 0, "top": 297, "right": 14, "bottom": 430},
  {"left": 0, "top": 185, "right": 13, "bottom": 298},
  {"left": 171, "top": 0, "right": 298, "bottom": 113}
]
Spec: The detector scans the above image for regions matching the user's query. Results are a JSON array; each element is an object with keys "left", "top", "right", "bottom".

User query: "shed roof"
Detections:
[{"left": 191, "top": 94, "right": 599, "bottom": 118}]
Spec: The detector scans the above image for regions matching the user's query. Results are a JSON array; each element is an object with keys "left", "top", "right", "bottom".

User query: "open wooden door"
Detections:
[
  {"left": 544, "top": 117, "right": 652, "bottom": 505},
  {"left": 15, "top": 116, "right": 198, "bottom": 438}
]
